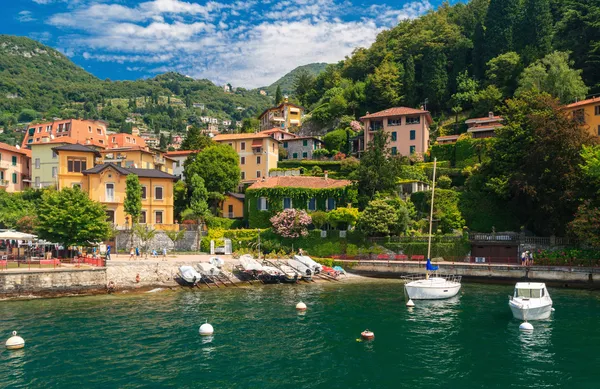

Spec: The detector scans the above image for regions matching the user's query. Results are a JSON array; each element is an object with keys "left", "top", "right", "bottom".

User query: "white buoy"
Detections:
[
  {"left": 199, "top": 322, "right": 214, "bottom": 336},
  {"left": 296, "top": 302, "right": 307, "bottom": 311},
  {"left": 406, "top": 299, "right": 415, "bottom": 307},
  {"left": 519, "top": 322, "right": 534, "bottom": 331},
  {"left": 5, "top": 331, "right": 25, "bottom": 350}
]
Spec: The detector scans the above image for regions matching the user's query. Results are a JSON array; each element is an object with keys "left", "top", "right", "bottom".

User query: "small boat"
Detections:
[
  {"left": 509, "top": 282, "right": 553, "bottom": 320},
  {"left": 209, "top": 256, "right": 224, "bottom": 268},
  {"left": 294, "top": 255, "right": 322, "bottom": 274},
  {"left": 287, "top": 259, "right": 313, "bottom": 281},
  {"left": 260, "top": 266, "right": 284, "bottom": 284},
  {"left": 321, "top": 265, "right": 340, "bottom": 278},
  {"left": 179, "top": 265, "right": 202, "bottom": 286},
  {"left": 196, "top": 262, "right": 221, "bottom": 276},
  {"left": 277, "top": 263, "right": 300, "bottom": 283},
  {"left": 239, "top": 254, "right": 264, "bottom": 272}
]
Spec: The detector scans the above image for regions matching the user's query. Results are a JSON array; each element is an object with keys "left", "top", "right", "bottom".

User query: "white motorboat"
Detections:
[
  {"left": 238, "top": 254, "right": 264, "bottom": 272},
  {"left": 294, "top": 255, "right": 322, "bottom": 274},
  {"left": 197, "top": 262, "right": 221, "bottom": 276},
  {"left": 509, "top": 282, "right": 553, "bottom": 320},
  {"left": 403, "top": 158, "right": 462, "bottom": 301},
  {"left": 287, "top": 259, "right": 313, "bottom": 280},
  {"left": 179, "top": 265, "right": 202, "bottom": 285},
  {"left": 209, "top": 256, "right": 224, "bottom": 268}
]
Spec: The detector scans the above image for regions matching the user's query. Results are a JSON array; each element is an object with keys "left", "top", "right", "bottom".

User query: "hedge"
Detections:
[
  {"left": 205, "top": 216, "right": 243, "bottom": 229},
  {"left": 429, "top": 143, "right": 456, "bottom": 164},
  {"left": 381, "top": 239, "right": 470, "bottom": 259},
  {"left": 277, "top": 160, "right": 342, "bottom": 172}
]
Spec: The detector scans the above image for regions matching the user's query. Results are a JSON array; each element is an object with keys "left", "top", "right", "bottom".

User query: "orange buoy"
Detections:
[{"left": 361, "top": 330, "right": 374, "bottom": 340}]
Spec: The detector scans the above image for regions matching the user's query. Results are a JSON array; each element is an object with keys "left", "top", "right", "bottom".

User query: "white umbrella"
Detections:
[{"left": 0, "top": 231, "right": 37, "bottom": 240}]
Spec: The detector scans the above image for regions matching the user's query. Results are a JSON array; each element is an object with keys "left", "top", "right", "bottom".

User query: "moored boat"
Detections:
[
  {"left": 294, "top": 255, "right": 322, "bottom": 274},
  {"left": 179, "top": 265, "right": 203, "bottom": 286},
  {"left": 509, "top": 282, "right": 553, "bottom": 320},
  {"left": 196, "top": 262, "right": 221, "bottom": 277},
  {"left": 287, "top": 259, "right": 313, "bottom": 281}
]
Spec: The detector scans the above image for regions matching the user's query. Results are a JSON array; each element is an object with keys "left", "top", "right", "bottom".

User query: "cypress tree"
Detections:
[
  {"left": 484, "top": 0, "right": 522, "bottom": 62},
  {"left": 519, "top": 0, "right": 553, "bottom": 63},
  {"left": 422, "top": 47, "right": 448, "bottom": 112},
  {"left": 403, "top": 55, "right": 417, "bottom": 107},
  {"left": 472, "top": 22, "right": 486, "bottom": 80},
  {"left": 275, "top": 85, "right": 283, "bottom": 104}
]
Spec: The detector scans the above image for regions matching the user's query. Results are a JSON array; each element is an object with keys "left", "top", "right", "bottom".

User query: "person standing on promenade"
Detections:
[
  {"left": 106, "top": 245, "right": 111, "bottom": 261},
  {"left": 129, "top": 247, "right": 135, "bottom": 261},
  {"left": 162, "top": 247, "right": 167, "bottom": 261},
  {"left": 528, "top": 251, "right": 534, "bottom": 266},
  {"left": 521, "top": 251, "right": 527, "bottom": 266},
  {"left": 135, "top": 247, "right": 140, "bottom": 259}
]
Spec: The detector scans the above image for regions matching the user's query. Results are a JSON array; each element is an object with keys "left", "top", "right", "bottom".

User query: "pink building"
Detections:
[
  {"left": 360, "top": 107, "right": 432, "bottom": 156},
  {"left": 0, "top": 142, "right": 31, "bottom": 192}
]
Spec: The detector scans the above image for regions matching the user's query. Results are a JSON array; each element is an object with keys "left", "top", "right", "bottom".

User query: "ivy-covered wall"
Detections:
[
  {"left": 428, "top": 136, "right": 495, "bottom": 169},
  {"left": 245, "top": 185, "right": 357, "bottom": 228}
]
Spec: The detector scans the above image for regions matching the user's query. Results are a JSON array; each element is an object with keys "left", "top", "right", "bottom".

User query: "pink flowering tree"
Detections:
[
  {"left": 270, "top": 209, "right": 312, "bottom": 238},
  {"left": 350, "top": 120, "right": 363, "bottom": 132}
]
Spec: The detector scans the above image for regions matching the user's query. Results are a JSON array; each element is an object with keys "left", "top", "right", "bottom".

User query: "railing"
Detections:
[
  {"left": 99, "top": 196, "right": 121, "bottom": 203},
  {"left": 469, "top": 232, "right": 519, "bottom": 242},
  {"left": 0, "top": 179, "right": 8, "bottom": 187},
  {"left": 154, "top": 156, "right": 165, "bottom": 164},
  {"left": 0, "top": 256, "right": 105, "bottom": 271},
  {"left": 468, "top": 233, "right": 573, "bottom": 246}
]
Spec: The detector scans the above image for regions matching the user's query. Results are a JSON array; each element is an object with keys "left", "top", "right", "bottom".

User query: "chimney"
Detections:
[
  {"left": 324, "top": 170, "right": 328, "bottom": 180},
  {"left": 420, "top": 105, "right": 425, "bottom": 110},
  {"left": 489, "top": 111, "right": 494, "bottom": 118},
  {"left": 365, "top": 111, "right": 370, "bottom": 116}
]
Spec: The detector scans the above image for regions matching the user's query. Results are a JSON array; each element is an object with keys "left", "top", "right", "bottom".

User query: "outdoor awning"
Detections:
[
  {"left": 289, "top": 119, "right": 300, "bottom": 124},
  {"left": 289, "top": 107, "right": 300, "bottom": 113},
  {"left": 0, "top": 231, "right": 37, "bottom": 240},
  {"left": 251, "top": 140, "right": 263, "bottom": 147}
]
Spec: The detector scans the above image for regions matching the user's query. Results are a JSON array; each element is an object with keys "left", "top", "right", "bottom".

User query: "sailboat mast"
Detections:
[{"left": 427, "top": 158, "right": 437, "bottom": 264}]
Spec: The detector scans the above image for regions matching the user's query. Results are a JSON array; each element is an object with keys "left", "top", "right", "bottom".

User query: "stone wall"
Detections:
[
  {"left": 106, "top": 260, "right": 210, "bottom": 288},
  {"left": 114, "top": 230, "right": 200, "bottom": 253},
  {"left": 0, "top": 268, "right": 107, "bottom": 297}
]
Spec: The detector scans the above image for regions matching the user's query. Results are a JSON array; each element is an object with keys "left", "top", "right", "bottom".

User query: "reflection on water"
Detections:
[{"left": 0, "top": 282, "right": 598, "bottom": 389}]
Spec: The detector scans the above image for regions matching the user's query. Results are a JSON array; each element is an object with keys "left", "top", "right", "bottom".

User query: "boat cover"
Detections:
[
  {"left": 179, "top": 266, "right": 202, "bottom": 283},
  {"left": 239, "top": 254, "right": 263, "bottom": 271},
  {"left": 426, "top": 259, "right": 439, "bottom": 271},
  {"left": 294, "top": 255, "right": 323, "bottom": 271},
  {"left": 209, "top": 257, "right": 224, "bottom": 268}
]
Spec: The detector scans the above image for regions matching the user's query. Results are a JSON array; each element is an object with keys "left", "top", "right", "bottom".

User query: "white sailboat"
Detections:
[{"left": 404, "top": 158, "right": 462, "bottom": 300}]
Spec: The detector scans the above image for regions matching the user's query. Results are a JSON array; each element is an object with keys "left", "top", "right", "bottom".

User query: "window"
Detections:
[
  {"left": 240, "top": 156, "right": 246, "bottom": 165},
  {"left": 37, "top": 127, "right": 42, "bottom": 133},
  {"left": 88, "top": 126, "right": 92, "bottom": 133},
  {"left": 283, "top": 142, "right": 288, "bottom": 149},
  {"left": 98, "top": 140, "right": 104, "bottom": 144},
  {"left": 391, "top": 132, "right": 397, "bottom": 141},
  {"left": 257, "top": 197, "right": 268, "bottom": 211},
  {"left": 0, "top": 171, "right": 3, "bottom": 180},
  {"left": 391, "top": 147, "right": 397, "bottom": 156},
  {"left": 0, "top": 153, "right": 2, "bottom": 161},
  {"left": 72, "top": 183, "right": 81, "bottom": 189},
  {"left": 34, "top": 176, "right": 40, "bottom": 187},
  {"left": 302, "top": 152, "right": 308, "bottom": 159},
  {"left": 12, "top": 156, "right": 17, "bottom": 166},
  {"left": 155, "top": 211, "right": 163, "bottom": 224},
  {"left": 67, "top": 158, "right": 87, "bottom": 173},
  {"left": 410, "top": 145, "right": 416, "bottom": 154},
  {"left": 326, "top": 198, "right": 336, "bottom": 211},
  {"left": 105, "top": 183, "right": 115, "bottom": 201},
  {"left": 406, "top": 116, "right": 421, "bottom": 125},
  {"left": 155, "top": 186, "right": 163, "bottom": 200},
  {"left": 308, "top": 198, "right": 317, "bottom": 211},
  {"left": 106, "top": 210, "right": 115, "bottom": 223},
  {"left": 256, "top": 170, "right": 261, "bottom": 178},
  {"left": 595, "top": 106, "right": 600, "bottom": 116},
  {"left": 292, "top": 153, "right": 298, "bottom": 159},
  {"left": 28, "top": 139, "right": 33, "bottom": 144},
  {"left": 46, "top": 125, "right": 51, "bottom": 132},
  {"left": 35, "top": 158, "right": 40, "bottom": 169},
  {"left": 388, "top": 118, "right": 401, "bottom": 126},
  {"left": 141, "top": 186, "right": 147, "bottom": 200},
  {"left": 52, "top": 150, "right": 57, "bottom": 159},
  {"left": 370, "top": 120, "right": 383, "bottom": 131},
  {"left": 12, "top": 173, "right": 17, "bottom": 184},
  {"left": 52, "top": 167, "right": 57, "bottom": 178},
  {"left": 598, "top": 125, "right": 600, "bottom": 136},
  {"left": 140, "top": 211, "right": 147, "bottom": 224},
  {"left": 283, "top": 197, "right": 292, "bottom": 209},
  {"left": 240, "top": 142, "right": 246, "bottom": 151},
  {"left": 256, "top": 156, "right": 261, "bottom": 164},
  {"left": 241, "top": 171, "right": 246, "bottom": 180},
  {"left": 97, "top": 128, "right": 102, "bottom": 135},
  {"left": 410, "top": 130, "right": 416, "bottom": 140},
  {"left": 303, "top": 139, "right": 308, "bottom": 147},
  {"left": 228, "top": 143, "right": 233, "bottom": 148},
  {"left": 112, "top": 137, "right": 116, "bottom": 143}
]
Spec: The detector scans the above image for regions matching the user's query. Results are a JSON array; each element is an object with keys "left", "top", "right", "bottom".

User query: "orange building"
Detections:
[
  {"left": 221, "top": 192, "right": 244, "bottom": 219},
  {"left": 360, "top": 107, "right": 432, "bottom": 156},
  {"left": 22, "top": 119, "right": 109, "bottom": 149},
  {"left": 108, "top": 133, "right": 147, "bottom": 148},
  {"left": 0, "top": 142, "right": 31, "bottom": 192},
  {"left": 258, "top": 99, "right": 304, "bottom": 131},
  {"left": 564, "top": 97, "right": 600, "bottom": 137}
]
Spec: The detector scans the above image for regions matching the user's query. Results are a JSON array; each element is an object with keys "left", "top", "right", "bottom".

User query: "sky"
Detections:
[{"left": 2, "top": 0, "right": 454, "bottom": 88}]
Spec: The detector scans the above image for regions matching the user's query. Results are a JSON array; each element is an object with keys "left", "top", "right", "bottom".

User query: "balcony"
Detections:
[
  {"left": 99, "top": 196, "right": 121, "bottom": 204},
  {"left": 0, "top": 161, "right": 11, "bottom": 170},
  {"left": 154, "top": 156, "right": 166, "bottom": 165},
  {"left": 0, "top": 179, "right": 9, "bottom": 187}
]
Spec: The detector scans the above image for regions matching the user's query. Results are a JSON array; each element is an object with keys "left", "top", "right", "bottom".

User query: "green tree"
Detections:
[
  {"left": 485, "top": 52, "right": 522, "bottom": 97},
  {"left": 183, "top": 144, "right": 241, "bottom": 207},
  {"left": 356, "top": 130, "right": 403, "bottom": 207},
  {"left": 241, "top": 118, "right": 260, "bottom": 133},
  {"left": 0, "top": 191, "right": 35, "bottom": 229},
  {"left": 133, "top": 224, "right": 157, "bottom": 258},
  {"left": 327, "top": 207, "right": 360, "bottom": 230},
  {"left": 181, "top": 174, "right": 210, "bottom": 249},
  {"left": 36, "top": 187, "right": 110, "bottom": 248},
  {"left": 124, "top": 174, "right": 142, "bottom": 224},
  {"left": 275, "top": 85, "right": 283, "bottom": 105},
  {"left": 472, "top": 22, "right": 486, "bottom": 80},
  {"left": 180, "top": 126, "right": 213, "bottom": 151},
  {"left": 484, "top": 0, "right": 522, "bottom": 62},
  {"left": 365, "top": 58, "right": 403, "bottom": 111},
  {"left": 323, "top": 128, "right": 355, "bottom": 154},
  {"left": 516, "top": 51, "right": 589, "bottom": 104},
  {"left": 422, "top": 47, "right": 448, "bottom": 111},
  {"left": 18, "top": 109, "right": 40, "bottom": 123},
  {"left": 473, "top": 85, "right": 503, "bottom": 117},
  {"left": 358, "top": 199, "right": 409, "bottom": 236},
  {"left": 479, "top": 92, "right": 592, "bottom": 234},
  {"left": 518, "top": 0, "right": 553, "bottom": 63},
  {"left": 403, "top": 55, "right": 417, "bottom": 107},
  {"left": 293, "top": 70, "right": 315, "bottom": 106},
  {"left": 451, "top": 71, "right": 479, "bottom": 110}
]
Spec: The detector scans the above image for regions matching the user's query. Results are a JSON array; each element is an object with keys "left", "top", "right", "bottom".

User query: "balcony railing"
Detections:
[
  {"left": 154, "top": 156, "right": 166, "bottom": 164},
  {"left": 0, "top": 179, "right": 9, "bottom": 187},
  {"left": 99, "top": 196, "right": 121, "bottom": 203},
  {"left": 0, "top": 161, "right": 10, "bottom": 170}
]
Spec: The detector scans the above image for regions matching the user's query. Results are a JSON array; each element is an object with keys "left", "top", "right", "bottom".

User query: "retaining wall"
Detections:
[
  {"left": 0, "top": 268, "right": 107, "bottom": 297},
  {"left": 349, "top": 261, "right": 600, "bottom": 288},
  {"left": 115, "top": 230, "right": 200, "bottom": 253}
]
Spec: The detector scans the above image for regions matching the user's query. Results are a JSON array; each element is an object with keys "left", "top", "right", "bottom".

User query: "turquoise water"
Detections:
[{"left": 1, "top": 281, "right": 599, "bottom": 389}]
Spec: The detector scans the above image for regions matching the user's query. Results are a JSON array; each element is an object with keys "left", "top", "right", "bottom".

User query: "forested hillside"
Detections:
[
  {"left": 265, "top": 63, "right": 328, "bottom": 96},
  {"left": 295, "top": 0, "right": 598, "bottom": 130},
  {"left": 0, "top": 35, "right": 273, "bottom": 140}
]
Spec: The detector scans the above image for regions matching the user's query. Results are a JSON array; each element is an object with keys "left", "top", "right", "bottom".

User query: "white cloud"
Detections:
[
  {"left": 17, "top": 10, "right": 35, "bottom": 22},
  {"left": 46, "top": 0, "right": 433, "bottom": 87}
]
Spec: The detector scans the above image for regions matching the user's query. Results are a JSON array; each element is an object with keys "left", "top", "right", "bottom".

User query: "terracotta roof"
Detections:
[
  {"left": 436, "top": 135, "right": 460, "bottom": 140},
  {"left": 52, "top": 143, "right": 101, "bottom": 156},
  {"left": 0, "top": 142, "right": 30, "bottom": 156},
  {"left": 247, "top": 176, "right": 352, "bottom": 190},
  {"left": 227, "top": 192, "right": 245, "bottom": 200},
  {"left": 565, "top": 96, "right": 600, "bottom": 109},
  {"left": 467, "top": 124, "right": 503, "bottom": 133},
  {"left": 285, "top": 136, "right": 324, "bottom": 143},
  {"left": 164, "top": 150, "right": 199, "bottom": 157},
  {"left": 83, "top": 163, "right": 176, "bottom": 179},
  {"left": 465, "top": 116, "right": 504, "bottom": 124},
  {"left": 260, "top": 128, "right": 298, "bottom": 137},
  {"left": 360, "top": 107, "right": 430, "bottom": 119},
  {"left": 213, "top": 133, "right": 274, "bottom": 141}
]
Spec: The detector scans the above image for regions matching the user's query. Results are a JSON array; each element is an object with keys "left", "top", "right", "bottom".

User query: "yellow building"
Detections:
[
  {"left": 564, "top": 97, "right": 600, "bottom": 137},
  {"left": 258, "top": 99, "right": 304, "bottom": 131},
  {"left": 221, "top": 192, "right": 244, "bottom": 219},
  {"left": 52, "top": 144, "right": 176, "bottom": 227},
  {"left": 99, "top": 146, "right": 174, "bottom": 174},
  {"left": 212, "top": 133, "right": 279, "bottom": 185}
]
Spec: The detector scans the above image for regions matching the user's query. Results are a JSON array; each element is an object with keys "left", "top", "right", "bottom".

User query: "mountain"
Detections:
[
  {"left": 265, "top": 63, "right": 329, "bottom": 96},
  {"left": 0, "top": 35, "right": 272, "bottom": 136}
]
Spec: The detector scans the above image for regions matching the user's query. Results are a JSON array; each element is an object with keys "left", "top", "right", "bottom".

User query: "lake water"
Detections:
[{"left": 1, "top": 281, "right": 599, "bottom": 389}]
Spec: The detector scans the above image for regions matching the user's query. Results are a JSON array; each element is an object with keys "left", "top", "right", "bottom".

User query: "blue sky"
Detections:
[{"left": 2, "top": 0, "right": 452, "bottom": 88}]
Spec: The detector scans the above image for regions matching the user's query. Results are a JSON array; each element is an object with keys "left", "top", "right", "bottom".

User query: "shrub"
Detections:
[
  {"left": 270, "top": 209, "right": 312, "bottom": 238},
  {"left": 328, "top": 207, "right": 359, "bottom": 229},
  {"left": 310, "top": 166, "right": 323, "bottom": 176},
  {"left": 205, "top": 216, "right": 243, "bottom": 229},
  {"left": 437, "top": 175, "right": 452, "bottom": 189},
  {"left": 310, "top": 211, "right": 328, "bottom": 229},
  {"left": 358, "top": 199, "right": 409, "bottom": 236}
]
